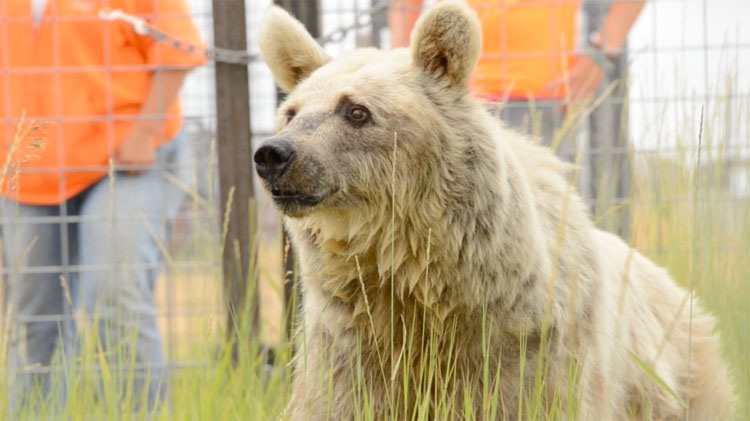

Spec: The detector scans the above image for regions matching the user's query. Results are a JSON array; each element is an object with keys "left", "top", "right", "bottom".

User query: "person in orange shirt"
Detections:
[
  {"left": 390, "top": 0, "right": 646, "bottom": 153},
  {"left": 0, "top": 0, "right": 205, "bottom": 411}
]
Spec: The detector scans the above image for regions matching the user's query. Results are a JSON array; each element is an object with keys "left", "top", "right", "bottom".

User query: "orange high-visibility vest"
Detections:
[
  {"left": 390, "top": 0, "right": 580, "bottom": 101},
  {"left": 1, "top": 0, "right": 206, "bottom": 205}
]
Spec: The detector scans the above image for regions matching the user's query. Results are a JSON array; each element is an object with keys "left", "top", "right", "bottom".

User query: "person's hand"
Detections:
[
  {"left": 567, "top": 55, "right": 605, "bottom": 104},
  {"left": 115, "top": 125, "right": 156, "bottom": 175},
  {"left": 548, "top": 55, "right": 605, "bottom": 112}
]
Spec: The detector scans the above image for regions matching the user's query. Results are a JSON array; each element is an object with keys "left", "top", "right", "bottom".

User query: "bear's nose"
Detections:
[{"left": 254, "top": 139, "right": 296, "bottom": 183}]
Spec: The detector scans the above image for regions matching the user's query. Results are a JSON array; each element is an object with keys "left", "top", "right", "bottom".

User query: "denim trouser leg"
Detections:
[
  {"left": 499, "top": 100, "right": 583, "bottom": 161},
  {"left": 2, "top": 131, "right": 190, "bottom": 411},
  {"left": 1, "top": 202, "right": 75, "bottom": 413},
  {"left": 76, "top": 133, "right": 189, "bottom": 409}
]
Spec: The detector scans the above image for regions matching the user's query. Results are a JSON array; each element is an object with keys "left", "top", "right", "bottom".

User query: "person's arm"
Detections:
[
  {"left": 114, "top": 69, "right": 189, "bottom": 173},
  {"left": 388, "top": 0, "right": 424, "bottom": 48},
  {"left": 556, "top": 0, "right": 646, "bottom": 104},
  {"left": 116, "top": 0, "right": 205, "bottom": 173},
  {"left": 593, "top": 0, "right": 647, "bottom": 57}
]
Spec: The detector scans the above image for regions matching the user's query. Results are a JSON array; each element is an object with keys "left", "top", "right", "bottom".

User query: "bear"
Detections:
[{"left": 255, "top": 2, "right": 736, "bottom": 419}]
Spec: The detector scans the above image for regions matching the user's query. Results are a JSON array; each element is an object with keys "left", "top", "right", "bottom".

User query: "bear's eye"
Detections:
[
  {"left": 346, "top": 105, "right": 371, "bottom": 126},
  {"left": 285, "top": 109, "right": 297, "bottom": 123}
]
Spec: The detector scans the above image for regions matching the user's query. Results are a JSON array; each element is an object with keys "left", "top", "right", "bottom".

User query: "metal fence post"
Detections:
[
  {"left": 584, "top": 0, "right": 633, "bottom": 239},
  {"left": 370, "top": 0, "right": 388, "bottom": 48},
  {"left": 212, "top": 0, "right": 258, "bottom": 362},
  {"left": 273, "top": 0, "right": 321, "bottom": 344}
]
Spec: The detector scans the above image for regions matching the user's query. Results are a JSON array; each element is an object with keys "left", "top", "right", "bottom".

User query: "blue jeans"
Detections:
[
  {"left": 1, "top": 131, "right": 191, "bottom": 412},
  {"left": 497, "top": 100, "right": 577, "bottom": 161}
]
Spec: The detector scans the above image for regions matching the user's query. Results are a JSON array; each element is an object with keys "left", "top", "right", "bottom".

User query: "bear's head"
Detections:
[{"left": 256, "top": 1, "right": 482, "bottom": 218}]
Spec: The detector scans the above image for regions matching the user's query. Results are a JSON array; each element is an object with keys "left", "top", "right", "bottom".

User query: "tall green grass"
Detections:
[{"left": 0, "top": 90, "right": 748, "bottom": 419}]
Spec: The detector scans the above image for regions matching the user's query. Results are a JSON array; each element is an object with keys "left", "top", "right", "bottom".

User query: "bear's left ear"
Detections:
[
  {"left": 410, "top": 1, "right": 481, "bottom": 88},
  {"left": 258, "top": 6, "right": 331, "bottom": 92}
]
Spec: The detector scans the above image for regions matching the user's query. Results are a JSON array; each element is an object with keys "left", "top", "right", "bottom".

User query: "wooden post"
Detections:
[
  {"left": 275, "top": 0, "right": 320, "bottom": 37},
  {"left": 212, "top": 0, "right": 258, "bottom": 362},
  {"left": 273, "top": 0, "right": 321, "bottom": 344}
]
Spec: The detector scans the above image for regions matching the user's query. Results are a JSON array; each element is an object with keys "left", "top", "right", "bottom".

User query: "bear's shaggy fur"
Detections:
[{"left": 257, "top": 2, "right": 735, "bottom": 419}]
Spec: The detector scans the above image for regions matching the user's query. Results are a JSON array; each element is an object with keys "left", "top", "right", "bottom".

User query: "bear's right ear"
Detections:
[
  {"left": 410, "top": 1, "right": 481, "bottom": 88},
  {"left": 258, "top": 6, "right": 330, "bottom": 92}
]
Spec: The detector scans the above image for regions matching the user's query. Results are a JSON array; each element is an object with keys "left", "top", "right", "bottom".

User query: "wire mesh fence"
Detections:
[{"left": 0, "top": 0, "right": 748, "bottom": 416}]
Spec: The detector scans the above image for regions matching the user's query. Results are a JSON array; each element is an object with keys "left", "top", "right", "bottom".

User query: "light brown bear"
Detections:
[{"left": 256, "top": 2, "right": 735, "bottom": 419}]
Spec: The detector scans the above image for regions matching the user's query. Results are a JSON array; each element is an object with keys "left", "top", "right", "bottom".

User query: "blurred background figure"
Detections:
[
  {"left": 390, "top": 0, "right": 645, "bottom": 145},
  {"left": 0, "top": 0, "right": 204, "bottom": 412},
  {"left": 390, "top": 0, "right": 646, "bottom": 236}
]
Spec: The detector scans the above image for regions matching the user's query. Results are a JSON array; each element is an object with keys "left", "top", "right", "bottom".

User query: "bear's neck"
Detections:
[{"left": 290, "top": 207, "right": 469, "bottom": 355}]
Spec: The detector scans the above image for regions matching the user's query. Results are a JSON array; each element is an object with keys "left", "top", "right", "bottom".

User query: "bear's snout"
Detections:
[{"left": 254, "top": 138, "right": 296, "bottom": 183}]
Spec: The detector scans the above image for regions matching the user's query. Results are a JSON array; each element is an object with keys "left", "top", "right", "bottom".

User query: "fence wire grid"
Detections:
[{"left": 0, "top": 0, "right": 748, "bottom": 415}]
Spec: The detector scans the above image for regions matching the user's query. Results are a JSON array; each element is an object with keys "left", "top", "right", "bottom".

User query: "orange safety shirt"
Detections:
[
  {"left": 390, "top": 0, "right": 580, "bottom": 101},
  {"left": 0, "top": 0, "right": 206, "bottom": 205}
]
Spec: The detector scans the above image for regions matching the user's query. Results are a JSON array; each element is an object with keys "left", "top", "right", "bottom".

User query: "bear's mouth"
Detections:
[{"left": 270, "top": 188, "right": 325, "bottom": 207}]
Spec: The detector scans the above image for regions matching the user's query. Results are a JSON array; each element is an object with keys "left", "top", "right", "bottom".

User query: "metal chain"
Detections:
[
  {"left": 317, "top": 0, "right": 390, "bottom": 44},
  {"left": 99, "top": 1, "right": 394, "bottom": 66},
  {"left": 99, "top": 9, "right": 256, "bottom": 65}
]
